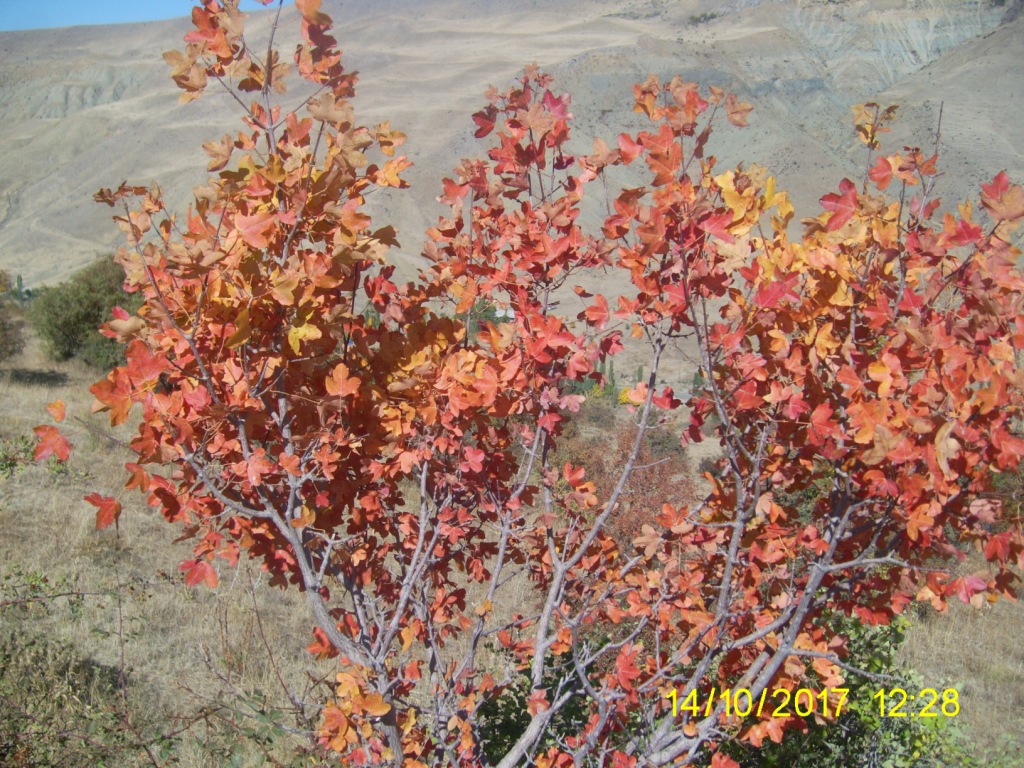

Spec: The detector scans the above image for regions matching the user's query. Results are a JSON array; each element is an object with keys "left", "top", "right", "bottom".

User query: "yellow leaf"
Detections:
[
  {"left": 226, "top": 308, "right": 251, "bottom": 348},
  {"left": 263, "top": 154, "right": 287, "bottom": 184},
  {"left": 270, "top": 271, "right": 300, "bottom": 306},
  {"left": 357, "top": 692, "right": 391, "bottom": 718},
  {"left": 289, "top": 505, "right": 315, "bottom": 529},
  {"left": 475, "top": 599, "right": 493, "bottom": 617},
  {"left": 400, "top": 626, "right": 415, "bottom": 652},
  {"left": 829, "top": 280, "right": 853, "bottom": 307},
  {"left": 288, "top": 322, "right": 322, "bottom": 354}
]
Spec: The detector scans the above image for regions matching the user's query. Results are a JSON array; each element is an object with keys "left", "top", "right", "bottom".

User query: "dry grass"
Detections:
[
  {"left": 898, "top": 558, "right": 1024, "bottom": 762},
  {"left": 0, "top": 336, "right": 336, "bottom": 765}
]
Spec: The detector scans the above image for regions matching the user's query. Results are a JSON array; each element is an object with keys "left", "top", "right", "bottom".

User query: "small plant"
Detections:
[{"left": 0, "top": 436, "right": 33, "bottom": 479}]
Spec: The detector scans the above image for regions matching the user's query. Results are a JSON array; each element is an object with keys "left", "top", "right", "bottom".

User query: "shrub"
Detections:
[{"left": 28, "top": 257, "right": 141, "bottom": 370}]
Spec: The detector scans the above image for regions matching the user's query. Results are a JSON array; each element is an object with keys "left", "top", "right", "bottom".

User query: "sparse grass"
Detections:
[
  {"left": 899, "top": 566, "right": 1024, "bottom": 764},
  {"left": 0, "top": 334, "right": 338, "bottom": 765}
]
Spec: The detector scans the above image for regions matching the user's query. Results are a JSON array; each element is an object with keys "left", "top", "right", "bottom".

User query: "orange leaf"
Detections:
[
  {"left": 46, "top": 399, "right": 66, "bottom": 423},
  {"left": 326, "top": 363, "right": 360, "bottom": 398},
  {"left": 295, "top": 0, "right": 331, "bottom": 25},
  {"left": 33, "top": 426, "right": 71, "bottom": 462},
  {"left": 355, "top": 692, "right": 392, "bottom": 718},
  {"left": 85, "top": 493, "right": 122, "bottom": 530},
  {"left": 724, "top": 93, "right": 753, "bottom": 127},
  {"left": 179, "top": 559, "right": 218, "bottom": 588},
  {"left": 980, "top": 170, "right": 1024, "bottom": 224},
  {"left": 234, "top": 211, "right": 276, "bottom": 249}
]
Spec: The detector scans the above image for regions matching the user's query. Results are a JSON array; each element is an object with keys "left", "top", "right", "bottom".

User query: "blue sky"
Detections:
[{"left": 0, "top": 1, "right": 292, "bottom": 32}]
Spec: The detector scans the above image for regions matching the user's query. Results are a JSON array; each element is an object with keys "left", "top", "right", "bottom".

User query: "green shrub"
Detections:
[
  {"left": 721, "top": 614, "right": 1015, "bottom": 768},
  {"left": 28, "top": 258, "right": 142, "bottom": 370}
]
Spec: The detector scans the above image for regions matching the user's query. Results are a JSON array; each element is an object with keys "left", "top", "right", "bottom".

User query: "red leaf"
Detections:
[
  {"left": 33, "top": 426, "right": 71, "bottom": 462},
  {"left": 461, "top": 447, "right": 485, "bottom": 474},
  {"left": 985, "top": 531, "right": 1012, "bottom": 564},
  {"left": 583, "top": 295, "right": 610, "bottom": 329},
  {"left": 652, "top": 386, "right": 681, "bottom": 410},
  {"left": 472, "top": 106, "right": 497, "bottom": 138},
  {"left": 85, "top": 493, "right": 122, "bottom": 530},
  {"left": 699, "top": 211, "right": 735, "bottom": 243},
  {"left": 179, "top": 559, "right": 218, "bottom": 588},
  {"left": 820, "top": 178, "right": 858, "bottom": 231},
  {"left": 563, "top": 463, "right": 585, "bottom": 489}
]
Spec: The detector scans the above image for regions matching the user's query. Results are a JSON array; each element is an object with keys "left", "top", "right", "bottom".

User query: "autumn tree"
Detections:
[{"left": 35, "top": 0, "right": 1024, "bottom": 765}]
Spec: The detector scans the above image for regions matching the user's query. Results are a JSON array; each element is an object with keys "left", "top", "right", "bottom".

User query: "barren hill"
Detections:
[{"left": 0, "top": 0, "right": 1019, "bottom": 286}]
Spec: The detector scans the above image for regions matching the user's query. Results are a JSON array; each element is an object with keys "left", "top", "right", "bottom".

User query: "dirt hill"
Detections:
[{"left": 0, "top": 0, "right": 1019, "bottom": 286}]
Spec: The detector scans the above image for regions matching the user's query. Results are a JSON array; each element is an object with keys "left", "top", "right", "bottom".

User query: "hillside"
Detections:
[{"left": 0, "top": 0, "right": 1019, "bottom": 286}]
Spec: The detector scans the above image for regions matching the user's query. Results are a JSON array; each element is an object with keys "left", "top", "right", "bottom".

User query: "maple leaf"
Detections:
[
  {"left": 526, "top": 688, "right": 550, "bottom": 716},
  {"left": 711, "top": 753, "right": 741, "bottom": 768},
  {"left": 33, "top": 426, "right": 71, "bottom": 462},
  {"left": 472, "top": 105, "right": 497, "bottom": 138},
  {"left": 699, "top": 211, "right": 735, "bottom": 243},
  {"left": 295, "top": 0, "right": 332, "bottom": 26},
  {"left": 563, "top": 463, "right": 586, "bottom": 488},
  {"left": 202, "top": 134, "right": 234, "bottom": 171},
  {"left": 820, "top": 178, "right": 858, "bottom": 231},
  {"left": 868, "top": 155, "right": 893, "bottom": 190},
  {"left": 234, "top": 210, "right": 277, "bottom": 249},
  {"left": 614, "top": 645, "right": 642, "bottom": 688},
  {"left": 583, "top": 295, "right": 610, "bottom": 329},
  {"left": 617, "top": 132, "right": 643, "bottom": 164},
  {"left": 980, "top": 170, "right": 1024, "bottom": 224},
  {"left": 724, "top": 93, "right": 753, "bottom": 127},
  {"left": 288, "top": 322, "right": 322, "bottom": 354},
  {"left": 461, "top": 447, "right": 485, "bottom": 474},
  {"left": 85, "top": 493, "right": 122, "bottom": 531},
  {"left": 46, "top": 399, "right": 66, "bottom": 423},
  {"left": 179, "top": 559, "right": 218, "bottom": 588},
  {"left": 354, "top": 692, "right": 392, "bottom": 718},
  {"left": 326, "top": 363, "right": 360, "bottom": 398},
  {"left": 652, "top": 386, "right": 681, "bottom": 410}
]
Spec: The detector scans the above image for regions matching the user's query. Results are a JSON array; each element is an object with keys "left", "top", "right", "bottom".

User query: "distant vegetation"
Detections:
[
  {"left": 28, "top": 257, "right": 142, "bottom": 371},
  {"left": 0, "top": 271, "right": 25, "bottom": 364},
  {"left": 689, "top": 12, "right": 718, "bottom": 25}
]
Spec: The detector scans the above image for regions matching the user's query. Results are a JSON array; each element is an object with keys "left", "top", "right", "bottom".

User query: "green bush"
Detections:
[
  {"left": 28, "top": 258, "right": 142, "bottom": 370},
  {"left": 723, "top": 614, "right": 1017, "bottom": 768}
]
